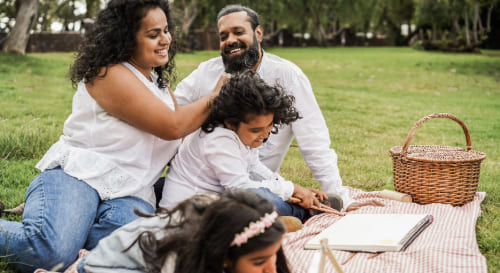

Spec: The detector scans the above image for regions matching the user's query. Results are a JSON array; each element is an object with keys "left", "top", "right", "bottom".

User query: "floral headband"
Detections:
[{"left": 231, "top": 211, "right": 279, "bottom": 247}]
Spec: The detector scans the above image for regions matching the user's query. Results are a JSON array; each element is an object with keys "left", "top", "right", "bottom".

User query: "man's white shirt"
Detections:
[{"left": 174, "top": 51, "right": 353, "bottom": 208}]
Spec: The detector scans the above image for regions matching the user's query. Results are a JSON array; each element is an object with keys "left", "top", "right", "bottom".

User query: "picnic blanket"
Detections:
[{"left": 282, "top": 187, "right": 487, "bottom": 273}]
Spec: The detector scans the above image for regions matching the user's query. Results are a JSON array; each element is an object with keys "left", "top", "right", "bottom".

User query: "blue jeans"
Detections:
[
  {"left": 0, "top": 168, "right": 154, "bottom": 273},
  {"left": 250, "top": 188, "right": 310, "bottom": 221}
]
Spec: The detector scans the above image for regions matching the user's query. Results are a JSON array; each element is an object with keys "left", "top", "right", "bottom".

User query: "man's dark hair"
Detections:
[{"left": 217, "top": 4, "right": 260, "bottom": 30}]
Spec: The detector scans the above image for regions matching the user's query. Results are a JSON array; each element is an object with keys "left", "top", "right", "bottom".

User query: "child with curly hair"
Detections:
[{"left": 160, "top": 70, "right": 339, "bottom": 221}]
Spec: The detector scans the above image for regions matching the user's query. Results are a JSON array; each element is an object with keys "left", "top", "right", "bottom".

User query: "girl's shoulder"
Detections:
[
  {"left": 199, "top": 127, "right": 247, "bottom": 151},
  {"left": 204, "top": 127, "right": 239, "bottom": 142}
]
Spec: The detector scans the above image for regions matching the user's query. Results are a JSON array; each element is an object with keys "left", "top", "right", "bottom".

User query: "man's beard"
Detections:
[{"left": 221, "top": 35, "right": 260, "bottom": 73}]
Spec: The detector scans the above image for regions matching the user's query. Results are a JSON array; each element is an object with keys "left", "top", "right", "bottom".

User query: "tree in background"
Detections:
[
  {"left": 1, "top": 0, "right": 499, "bottom": 54},
  {"left": 413, "top": 0, "right": 498, "bottom": 51},
  {"left": 483, "top": 0, "right": 500, "bottom": 48},
  {"left": 376, "top": 0, "right": 415, "bottom": 45},
  {"left": 2, "top": 0, "right": 39, "bottom": 55},
  {"left": 37, "top": 0, "right": 60, "bottom": 32},
  {"left": 0, "top": 0, "right": 18, "bottom": 32},
  {"left": 84, "top": 0, "right": 99, "bottom": 19},
  {"left": 53, "top": 0, "right": 80, "bottom": 31},
  {"left": 278, "top": 0, "right": 345, "bottom": 46},
  {"left": 169, "top": 0, "right": 500, "bottom": 50},
  {"left": 170, "top": 0, "right": 200, "bottom": 50}
]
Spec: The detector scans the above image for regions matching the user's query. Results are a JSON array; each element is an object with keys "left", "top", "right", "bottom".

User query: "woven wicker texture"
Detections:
[{"left": 390, "top": 113, "right": 486, "bottom": 206}]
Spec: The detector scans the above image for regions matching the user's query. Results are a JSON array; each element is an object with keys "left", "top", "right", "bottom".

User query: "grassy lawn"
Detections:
[{"left": 1, "top": 47, "right": 499, "bottom": 272}]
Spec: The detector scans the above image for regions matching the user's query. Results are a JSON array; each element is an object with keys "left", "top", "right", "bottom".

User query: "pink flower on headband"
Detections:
[{"left": 231, "top": 211, "right": 279, "bottom": 247}]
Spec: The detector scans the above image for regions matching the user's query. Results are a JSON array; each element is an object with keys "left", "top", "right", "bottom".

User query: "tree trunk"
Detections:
[
  {"left": 472, "top": 1, "right": 479, "bottom": 43},
  {"left": 464, "top": 10, "right": 471, "bottom": 47},
  {"left": 432, "top": 23, "right": 437, "bottom": 42},
  {"left": 180, "top": 0, "right": 197, "bottom": 39},
  {"left": 330, "top": 13, "right": 338, "bottom": 38},
  {"left": 2, "top": 0, "right": 39, "bottom": 55},
  {"left": 453, "top": 16, "right": 461, "bottom": 38},
  {"left": 317, "top": 24, "right": 327, "bottom": 46},
  {"left": 308, "top": 6, "right": 327, "bottom": 46},
  {"left": 486, "top": 2, "right": 494, "bottom": 32}
]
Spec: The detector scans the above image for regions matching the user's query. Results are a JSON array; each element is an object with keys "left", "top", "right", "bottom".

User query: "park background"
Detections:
[
  {"left": 1, "top": 0, "right": 500, "bottom": 272},
  {"left": 2, "top": 0, "right": 500, "bottom": 53}
]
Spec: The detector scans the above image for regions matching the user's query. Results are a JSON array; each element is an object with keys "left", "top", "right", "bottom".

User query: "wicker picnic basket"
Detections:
[{"left": 389, "top": 113, "right": 486, "bottom": 206}]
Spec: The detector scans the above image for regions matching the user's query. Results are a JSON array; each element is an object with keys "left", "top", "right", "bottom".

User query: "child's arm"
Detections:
[
  {"left": 204, "top": 132, "right": 294, "bottom": 200},
  {"left": 248, "top": 149, "right": 328, "bottom": 209}
]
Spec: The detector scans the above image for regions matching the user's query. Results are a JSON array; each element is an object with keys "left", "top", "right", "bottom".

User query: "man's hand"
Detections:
[
  {"left": 345, "top": 200, "right": 385, "bottom": 212},
  {"left": 292, "top": 185, "right": 328, "bottom": 209}
]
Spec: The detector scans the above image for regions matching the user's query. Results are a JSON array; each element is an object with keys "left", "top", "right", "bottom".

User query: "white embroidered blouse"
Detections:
[{"left": 36, "top": 62, "right": 181, "bottom": 206}]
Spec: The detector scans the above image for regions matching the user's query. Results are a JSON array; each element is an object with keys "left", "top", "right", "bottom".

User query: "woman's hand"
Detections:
[
  {"left": 345, "top": 200, "right": 385, "bottom": 212},
  {"left": 212, "top": 74, "right": 231, "bottom": 97},
  {"left": 86, "top": 64, "right": 228, "bottom": 141}
]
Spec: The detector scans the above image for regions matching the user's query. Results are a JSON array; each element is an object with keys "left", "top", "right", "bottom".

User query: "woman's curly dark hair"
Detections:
[
  {"left": 202, "top": 70, "right": 301, "bottom": 134},
  {"left": 70, "top": 0, "right": 176, "bottom": 88}
]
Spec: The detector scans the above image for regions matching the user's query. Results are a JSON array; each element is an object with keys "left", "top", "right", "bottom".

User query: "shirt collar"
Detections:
[{"left": 255, "top": 49, "right": 266, "bottom": 74}]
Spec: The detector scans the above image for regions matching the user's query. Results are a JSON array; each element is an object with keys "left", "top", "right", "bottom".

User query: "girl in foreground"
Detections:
[{"left": 37, "top": 189, "right": 291, "bottom": 273}]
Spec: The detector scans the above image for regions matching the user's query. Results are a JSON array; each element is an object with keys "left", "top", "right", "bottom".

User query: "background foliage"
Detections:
[{"left": 1, "top": 0, "right": 500, "bottom": 51}]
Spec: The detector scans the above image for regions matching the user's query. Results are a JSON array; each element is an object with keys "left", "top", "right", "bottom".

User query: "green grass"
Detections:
[{"left": 1, "top": 47, "right": 499, "bottom": 272}]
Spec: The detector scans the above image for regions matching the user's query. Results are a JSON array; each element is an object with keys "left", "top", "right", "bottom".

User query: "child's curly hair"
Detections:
[{"left": 202, "top": 70, "right": 301, "bottom": 134}]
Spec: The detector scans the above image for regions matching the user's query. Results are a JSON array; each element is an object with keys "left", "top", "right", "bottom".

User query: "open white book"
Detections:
[{"left": 304, "top": 214, "right": 433, "bottom": 252}]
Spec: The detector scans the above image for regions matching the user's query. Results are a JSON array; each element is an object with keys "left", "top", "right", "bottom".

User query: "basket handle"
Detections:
[{"left": 402, "top": 113, "right": 472, "bottom": 157}]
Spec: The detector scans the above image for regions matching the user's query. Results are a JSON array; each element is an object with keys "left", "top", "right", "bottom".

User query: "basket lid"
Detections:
[
  {"left": 406, "top": 150, "right": 486, "bottom": 163},
  {"left": 389, "top": 145, "right": 464, "bottom": 156}
]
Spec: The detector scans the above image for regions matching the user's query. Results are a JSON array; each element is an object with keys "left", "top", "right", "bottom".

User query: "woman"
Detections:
[{"left": 0, "top": 0, "right": 226, "bottom": 272}]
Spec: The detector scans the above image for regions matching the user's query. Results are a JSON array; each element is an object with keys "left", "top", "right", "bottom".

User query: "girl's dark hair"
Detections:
[
  {"left": 70, "top": 0, "right": 176, "bottom": 88},
  {"left": 202, "top": 70, "right": 301, "bottom": 134},
  {"left": 136, "top": 189, "right": 290, "bottom": 273}
]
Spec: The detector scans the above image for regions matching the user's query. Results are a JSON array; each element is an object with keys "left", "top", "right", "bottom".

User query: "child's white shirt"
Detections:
[{"left": 159, "top": 127, "right": 294, "bottom": 209}]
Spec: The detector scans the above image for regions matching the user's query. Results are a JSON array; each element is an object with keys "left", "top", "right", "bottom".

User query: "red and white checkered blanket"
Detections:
[{"left": 282, "top": 188, "right": 487, "bottom": 273}]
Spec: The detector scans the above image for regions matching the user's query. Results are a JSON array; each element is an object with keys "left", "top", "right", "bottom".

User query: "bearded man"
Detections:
[{"left": 172, "top": 4, "right": 382, "bottom": 212}]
